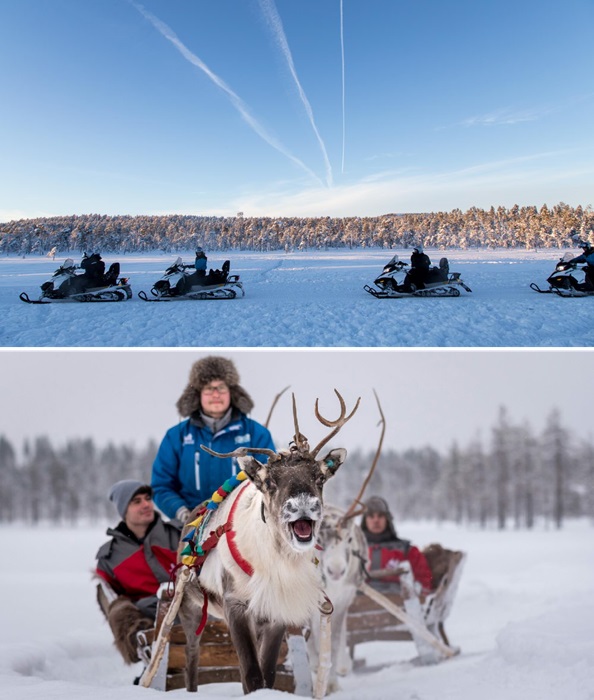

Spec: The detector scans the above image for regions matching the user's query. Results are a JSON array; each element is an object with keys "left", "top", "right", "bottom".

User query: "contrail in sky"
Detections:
[
  {"left": 258, "top": 0, "right": 333, "bottom": 187},
  {"left": 128, "top": 1, "right": 323, "bottom": 186},
  {"left": 340, "top": 0, "right": 345, "bottom": 174}
]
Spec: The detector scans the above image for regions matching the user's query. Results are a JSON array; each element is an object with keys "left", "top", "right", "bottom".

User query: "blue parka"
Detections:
[
  {"left": 569, "top": 248, "right": 594, "bottom": 267},
  {"left": 152, "top": 408, "right": 275, "bottom": 518}
]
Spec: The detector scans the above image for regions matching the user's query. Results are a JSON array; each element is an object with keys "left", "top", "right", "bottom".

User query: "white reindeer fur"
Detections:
[{"left": 197, "top": 480, "right": 323, "bottom": 626}]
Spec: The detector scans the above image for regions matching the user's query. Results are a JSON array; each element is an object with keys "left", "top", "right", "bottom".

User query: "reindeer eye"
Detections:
[
  {"left": 316, "top": 475, "right": 326, "bottom": 487},
  {"left": 265, "top": 477, "right": 276, "bottom": 492}
]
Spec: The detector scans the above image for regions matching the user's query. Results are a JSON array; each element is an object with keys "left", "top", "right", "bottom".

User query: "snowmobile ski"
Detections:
[
  {"left": 20, "top": 285, "right": 132, "bottom": 303},
  {"left": 529, "top": 283, "right": 554, "bottom": 294},
  {"left": 138, "top": 282, "right": 243, "bottom": 302},
  {"left": 364, "top": 283, "right": 465, "bottom": 298}
]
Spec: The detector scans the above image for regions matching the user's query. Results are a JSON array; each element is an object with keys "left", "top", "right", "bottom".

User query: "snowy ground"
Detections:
[
  {"left": 1, "top": 248, "right": 592, "bottom": 347},
  {"left": 1, "top": 519, "right": 593, "bottom": 700}
]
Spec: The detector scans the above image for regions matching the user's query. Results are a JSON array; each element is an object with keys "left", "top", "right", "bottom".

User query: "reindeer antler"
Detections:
[
  {"left": 291, "top": 393, "right": 310, "bottom": 452},
  {"left": 200, "top": 445, "right": 278, "bottom": 460},
  {"left": 310, "top": 389, "right": 361, "bottom": 458},
  {"left": 339, "top": 389, "right": 385, "bottom": 526},
  {"left": 264, "top": 385, "right": 290, "bottom": 429}
]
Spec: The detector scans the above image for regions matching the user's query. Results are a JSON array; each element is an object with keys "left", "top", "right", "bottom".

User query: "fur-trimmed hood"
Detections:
[{"left": 176, "top": 356, "right": 254, "bottom": 417}]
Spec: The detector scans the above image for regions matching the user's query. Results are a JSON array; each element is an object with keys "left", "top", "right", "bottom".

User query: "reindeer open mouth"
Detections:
[{"left": 290, "top": 517, "right": 314, "bottom": 543}]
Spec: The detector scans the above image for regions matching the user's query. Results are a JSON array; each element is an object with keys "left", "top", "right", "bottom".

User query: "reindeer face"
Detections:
[
  {"left": 239, "top": 448, "right": 346, "bottom": 554},
  {"left": 317, "top": 505, "right": 366, "bottom": 583}
]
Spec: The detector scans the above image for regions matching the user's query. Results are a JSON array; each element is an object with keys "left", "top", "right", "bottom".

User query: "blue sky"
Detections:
[{"left": 1, "top": 0, "right": 593, "bottom": 221}]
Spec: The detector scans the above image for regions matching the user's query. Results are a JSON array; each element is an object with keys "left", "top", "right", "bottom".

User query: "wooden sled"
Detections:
[
  {"left": 97, "top": 579, "right": 312, "bottom": 694},
  {"left": 346, "top": 545, "right": 466, "bottom": 668}
]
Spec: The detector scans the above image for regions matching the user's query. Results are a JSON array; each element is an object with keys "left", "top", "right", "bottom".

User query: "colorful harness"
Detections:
[
  {"left": 180, "top": 469, "right": 252, "bottom": 574},
  {"left": 178, "top": 470, "right": 255, "bottom": 634}
]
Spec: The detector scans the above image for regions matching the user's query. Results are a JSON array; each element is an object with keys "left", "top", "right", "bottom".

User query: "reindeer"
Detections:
[
  {"left": 176, "top": 390, "right": 360, "bottom": 694},
  {"left": 307, "top": 390, "right": 385, "bottom": 693},
  {"left": 307, "top": 505, "right": 368, "bottom": 692}
]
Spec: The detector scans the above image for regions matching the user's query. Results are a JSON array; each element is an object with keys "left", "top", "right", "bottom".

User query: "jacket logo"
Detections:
[
  {"left": 235, "top": 433, "right": 251, "bottom": 445},
  {"left": 183, "top": 434, "right": 195, "bottom": 445}
]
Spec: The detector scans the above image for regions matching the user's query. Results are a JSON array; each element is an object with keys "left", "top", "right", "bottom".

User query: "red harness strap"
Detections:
[
  {"left": 225, "top": 482, "right": 254, "bottom": 577},
  {"left": 193, "top": 483, "right": 254, "bottom": 635}
]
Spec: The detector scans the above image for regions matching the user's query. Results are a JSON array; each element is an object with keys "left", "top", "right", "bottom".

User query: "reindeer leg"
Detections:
[
  {"left": 257, "top": 622, "right": 286, "bottom": 689},
  {"left": 225, "top": 598, "right": 263, "bottom": 693},
  {"left": 178, "top": 587, "right": 206, "bottom": 692}
]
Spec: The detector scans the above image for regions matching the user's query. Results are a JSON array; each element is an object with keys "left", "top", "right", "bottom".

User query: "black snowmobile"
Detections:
[
  {"left": 364, "top": 255, "right": 472, "bottom": 298},
  {"left": 20, "top": 254, "right": 132, "bottom": 304},
  {"left": 530, "top": 254, "right": 594, "bottom": 297},
  {"left": 138, "top": 257, "right": 244, "bottom": 301}
]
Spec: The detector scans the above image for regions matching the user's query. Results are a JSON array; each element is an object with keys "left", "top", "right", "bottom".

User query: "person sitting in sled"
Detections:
[
  {"left": 568, "top": 238, "right": 594, "bottom": 290},
  {"left": 151, "top": 355, "right": 275, "bottom": 524},
  {"left": 95, "top": 480, "right": 182, "bottom": 665},
  {"left": 360, "top": 495, "right": 433, "bottom": 594},
  {"left": 401, "top": 244, "right": 432, "bottom": 292}
]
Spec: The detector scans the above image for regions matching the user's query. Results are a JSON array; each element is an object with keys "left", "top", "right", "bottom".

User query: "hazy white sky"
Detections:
[{"left": 1, "top": 349, "right": 590, "bottom": 456}]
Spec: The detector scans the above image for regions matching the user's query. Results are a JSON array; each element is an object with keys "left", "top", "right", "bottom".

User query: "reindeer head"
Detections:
[
  {"left": 202, "top": 390, "right": 359, "bottom": 555},
  {"left": 317, "top": 505, "right": 368, "bottom": 585}
]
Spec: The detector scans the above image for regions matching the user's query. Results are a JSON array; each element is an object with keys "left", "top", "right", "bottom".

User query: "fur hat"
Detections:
[
  {"left": 108, "top": 480, "right": 151, "bottom": 519},
  {"left": 176, "top": 355, "right": 254, "bottom": 417}
]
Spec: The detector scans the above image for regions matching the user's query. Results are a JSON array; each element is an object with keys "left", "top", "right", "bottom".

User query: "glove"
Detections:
[{"left": 175, "top": 506, "right": 191, "bottom": 524}]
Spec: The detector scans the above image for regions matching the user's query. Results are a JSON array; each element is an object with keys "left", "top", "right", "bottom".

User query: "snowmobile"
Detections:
[
  {"left": 364, "top": 255, "right": 472, "bottom": 298},
  {"left": 138, "top": 257, "right": 244, "bottom": 301},
  {"left": 530, "top": 254, "right": 594, "bottom": 297},
  {"left": 19, "top": 257, "right": 132, "bottom": 304}
]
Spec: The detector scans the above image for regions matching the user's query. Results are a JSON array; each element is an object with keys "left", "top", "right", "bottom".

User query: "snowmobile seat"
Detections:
[
  {"left": 104, "top": 262, "right": 120, "bottom": 286},
  {"left": 346, "top": 545, "right": 466, "bottom": 667},
  {"left": 439, "top": 257, "right": 449, "bottom": 275}
]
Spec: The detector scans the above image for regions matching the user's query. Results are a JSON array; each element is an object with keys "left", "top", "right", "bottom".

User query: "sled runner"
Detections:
[
  {"left": 138, "top": 257, "right": 244, "bottom": 301},
  {"left": 20, "top": 255, "right": 132, "bottom": 304},
  {"left": 97, "top": 580, "right": 311, "bottom": 694},
  {"left": 346, "top": 545, "right": 466, "bottom": 668},
  {"left": 364, "top": 256, "right": 472, "bottom": 298}
]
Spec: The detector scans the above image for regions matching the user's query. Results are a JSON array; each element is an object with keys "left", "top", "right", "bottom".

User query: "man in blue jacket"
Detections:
[{"left": 151, "top": 356, "right": 275, "bottom": 523}]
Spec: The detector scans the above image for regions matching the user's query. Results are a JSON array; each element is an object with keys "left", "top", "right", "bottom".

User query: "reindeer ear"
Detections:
[
  {"left": 319, "top": 448, "right": 347, "bottom": 478},
  {"left": 237, "top": 455, "right": 269, "bottom": 490}
]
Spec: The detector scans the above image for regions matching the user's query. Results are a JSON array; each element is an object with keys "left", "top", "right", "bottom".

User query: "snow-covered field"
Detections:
[
  {"left": 1, "top": 519, "right": 593, "bottom": 700},
  {"left": 1, "top": 248, "right": 591, "bottom": 347}
]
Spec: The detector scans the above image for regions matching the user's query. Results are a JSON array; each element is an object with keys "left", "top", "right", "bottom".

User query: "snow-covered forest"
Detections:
[
  {"left": 1, "top": 202, "right": 592, "bottom": 255},
  {"left": 2, "top": 407, "right": 592, "bottom": 528}
]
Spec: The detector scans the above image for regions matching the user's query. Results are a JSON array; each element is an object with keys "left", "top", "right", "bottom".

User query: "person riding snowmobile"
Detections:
[
  {"left": 80, "top": 252, "right": 106, "bottom": 287},
  {"left": 567, "top": 239, "right": 594, "bottom": 291},
  {"left": 400, "top": 244, "right": 431, "bottom": 292}
]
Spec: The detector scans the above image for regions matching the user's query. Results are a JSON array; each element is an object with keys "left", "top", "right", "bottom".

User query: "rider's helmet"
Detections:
[
  {"left": 412, "top": 244, "right": 424, "bottom": 254},
  {"left": 196, "top": 247, "right": 204, "bottom": 254}
]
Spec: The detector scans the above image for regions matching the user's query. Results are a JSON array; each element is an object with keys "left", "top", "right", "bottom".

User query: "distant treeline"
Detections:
[
  {"left": 1, "top": 407, "right": 592, "bottom": 528},
  {"left": 1, "top": 203, "right": 593, "bottom": 255}
]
